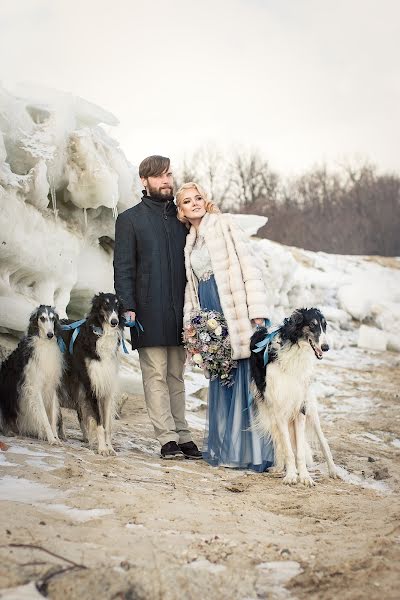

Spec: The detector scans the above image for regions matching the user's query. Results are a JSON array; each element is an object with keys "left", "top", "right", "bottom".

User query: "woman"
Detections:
[{"left": 176, "top": 182, "right": 274, "bottom": 472}]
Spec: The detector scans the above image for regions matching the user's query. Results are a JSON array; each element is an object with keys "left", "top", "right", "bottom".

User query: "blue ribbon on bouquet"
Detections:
[{"left": 252, "top": 318, "right": 279, "bottom": 366}]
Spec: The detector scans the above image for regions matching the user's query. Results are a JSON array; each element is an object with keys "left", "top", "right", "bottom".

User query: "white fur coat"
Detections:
[{"left": 183, "top": 212, "right": 269, "bottom": 359}]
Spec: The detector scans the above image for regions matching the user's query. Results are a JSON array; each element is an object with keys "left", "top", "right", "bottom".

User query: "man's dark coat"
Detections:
[{"left": 113, "top": 195, "right": 188, "bottom": 349}]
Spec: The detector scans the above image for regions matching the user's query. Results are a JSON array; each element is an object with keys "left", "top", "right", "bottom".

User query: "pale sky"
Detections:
[{"left": 1, "top": 0, "right": 399, "bottom": 175}]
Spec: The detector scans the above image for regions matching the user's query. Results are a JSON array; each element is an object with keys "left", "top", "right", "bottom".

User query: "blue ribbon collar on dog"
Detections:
[
  {"left": 59, "top": 317, "right": 144, "bottom": 354},
  {"left": 252, "top": 319, "right": 279, "bottom": 366},
  {"left": 59, "top": 319, "right": 87, "bottom": 354},
  {"left": 57, "top": 336, "right": 67, "bottom": 353}
]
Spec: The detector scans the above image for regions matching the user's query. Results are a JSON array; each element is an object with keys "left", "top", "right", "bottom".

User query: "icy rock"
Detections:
[
  {"left": 66, "top": 128, "right": 121, "bottom": 211},
  {"left": 357, "top": 325, "right": 387, "bottom": 352},
  {"left": 317, "top": 305, "right": 351, "bottom": 326},
  {"left": 24, "top": 160, "right": 50, "bottom": 208},
  {"left": 371, "top": 301, "right": 400, "bottom": 336},
  {"left": 0, "top": 296, "right": 37, "bottom": 332},
  {"left": 338, "top": 284, "right": 372, "bottom": 321},
  {"left": 231, "top": 213, "right": 268, "bottom": 236},
  {"left": 0, "top": 193, "right": 79, "bottom": 327},
  {"left": 387, "top": 336, "right": 400, "bottom": 353},
  {"left": 0, "top": 84, "right": 140, "bottom": 333},
  {"left": 0, "top": 582, "right": 45, "bottom": 600},
  {"left": 0, "top": 130, "right": 6, "bottom": 162}
]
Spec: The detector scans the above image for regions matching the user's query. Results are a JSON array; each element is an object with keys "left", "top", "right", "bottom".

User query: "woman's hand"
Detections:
[{"left": 251, "top": 318, "right": 265, "bottom": 327}]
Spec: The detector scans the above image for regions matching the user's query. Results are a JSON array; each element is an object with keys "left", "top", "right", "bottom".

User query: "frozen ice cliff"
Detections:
[
  {"left": 0, "top": 86, "right": 399, "bottom": 357},
  {"left": 0, "top": 83, "right": 141, "bottom": 334}
]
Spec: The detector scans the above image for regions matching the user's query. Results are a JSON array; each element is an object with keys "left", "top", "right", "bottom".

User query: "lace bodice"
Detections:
[{"left": 190, "top": 234, "right": 213, "bottom": 281}]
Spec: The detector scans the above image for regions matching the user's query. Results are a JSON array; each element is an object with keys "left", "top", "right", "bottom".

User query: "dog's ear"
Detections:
[
  {"left": 249, "top": 327, "right": 270, "bottom": 400},
  {"left": 311, "top": 307, "right": 325, "bottom": 324},
  {"left": 52, "top": 308, "right": 62, "bottom": 336},
  {"left": 282, "top": 309, "right": 305, "bottom": 341},
  {"left": 27, "top": 306, "right": 41, "bottom": 336},
  {"left": 315, "top": 308, "right": 327, "bottom": 332},
  {"left": 116, "top": 295, "right": 125, "bottom": 322},
  {"left": 91, "top": 293, "right": 104, "bottom": 312}
]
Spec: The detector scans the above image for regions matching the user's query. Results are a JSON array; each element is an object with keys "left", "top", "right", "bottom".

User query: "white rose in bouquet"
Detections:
[
  {"left": 207, "top": 318, "right": 218, "bottom": 330},
  {"left": 192, "top": 353, "right": 204, "bottom": 365}
]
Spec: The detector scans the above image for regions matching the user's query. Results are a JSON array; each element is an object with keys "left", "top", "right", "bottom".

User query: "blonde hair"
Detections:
[{"left": 176, "top": 182, "right": 220, "bottom": 225}]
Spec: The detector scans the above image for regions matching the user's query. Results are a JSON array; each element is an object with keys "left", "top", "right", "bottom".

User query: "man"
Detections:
[{"left": 114, "top": 155, "right": 202, "bottom": 460}]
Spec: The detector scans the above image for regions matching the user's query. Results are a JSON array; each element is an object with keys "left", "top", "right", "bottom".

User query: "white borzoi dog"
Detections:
[
  {"left": 250, "top": 308, "right": 338, "bottom": 486},
  {"left": 60, "top": 293, "right": 124, "bottom": 456},
  {"left": 0, "top": 306, "right": 63, "bottom": 445}
]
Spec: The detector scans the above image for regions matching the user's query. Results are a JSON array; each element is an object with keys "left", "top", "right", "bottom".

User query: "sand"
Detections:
[{"left": 0, "top": 346, "right": 399, "bottom": 600}]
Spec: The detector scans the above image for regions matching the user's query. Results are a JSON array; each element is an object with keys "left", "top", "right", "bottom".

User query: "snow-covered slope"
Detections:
[{"left": 252, "top": 234, "right": 399, "bottom": 352}]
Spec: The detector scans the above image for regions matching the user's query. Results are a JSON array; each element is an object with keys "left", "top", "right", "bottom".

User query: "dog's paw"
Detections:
[
  {"left": 283, "top": 472, "right": 298, "bottom": 485},
  {"left": 268, "top": 465, "right": 285, "bottom": 475},
  {"left": 49, "top": 437, "right": 62, "bottom": 446},
  {"left": 106, "top": 446, "right": 117, "bottom": 456},
  {"left": 328, "top": 466, "right": 340, "bottom": 479},
  {"left": 299, "top": 472, "right": 316, "bottom": 487}
]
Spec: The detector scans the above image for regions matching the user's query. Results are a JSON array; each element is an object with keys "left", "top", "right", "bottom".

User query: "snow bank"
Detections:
[
  {"left": 253, "top": 240, "right": 400, "bottom": 353},
  {"left": 357, "top": 325, "right": 387, "bottom": 352},
  {"left": 231, "top": 214, "right": 267, "bottom": 236}
]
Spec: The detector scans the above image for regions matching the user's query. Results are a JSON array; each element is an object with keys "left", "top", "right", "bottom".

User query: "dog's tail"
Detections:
[{"left": 250, "top": 326, "right": 269, "bottom": 402}]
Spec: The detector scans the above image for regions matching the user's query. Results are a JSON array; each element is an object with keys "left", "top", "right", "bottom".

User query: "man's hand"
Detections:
[{"left": 124, "top": 311, "right": 136, "bottom": 323}]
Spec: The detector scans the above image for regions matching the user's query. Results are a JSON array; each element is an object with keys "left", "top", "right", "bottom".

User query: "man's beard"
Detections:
[{"left": 146, "top": 183, "right": 174, "bottom": 201}]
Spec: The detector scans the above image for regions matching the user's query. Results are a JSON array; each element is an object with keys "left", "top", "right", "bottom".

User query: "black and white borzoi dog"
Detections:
[
  {"left": 250, "top": 308, "right": 338, "bottom": 486},
  {"left": 60, "top": 293, "right": 124, "bottom": 456},
  {"left": 0, "top": 306, "right": 64, "bottom": 445}
]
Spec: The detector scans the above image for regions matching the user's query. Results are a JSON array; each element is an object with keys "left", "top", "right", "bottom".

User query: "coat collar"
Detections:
[
  {"left": 188, "top": 212, "right": 218, "bottom": 241},
  {"left": 142, "top": 194, "right": 177, "bottom": 216}
]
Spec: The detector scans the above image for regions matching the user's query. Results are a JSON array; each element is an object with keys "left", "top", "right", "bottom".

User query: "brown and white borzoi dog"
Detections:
[
  {"left": 250, "top": 308, "right": 338, "bottom": 486},
  {"left": 0, "top": 306, "right": 64, "bottom": 445},
  {"left": 60, "top": 293, "right": 124, "bottom": 456}
]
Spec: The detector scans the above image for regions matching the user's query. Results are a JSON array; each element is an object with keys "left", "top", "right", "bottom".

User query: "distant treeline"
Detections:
[{"left": 176, "top": 147, "right": 400, "bottom": 256}]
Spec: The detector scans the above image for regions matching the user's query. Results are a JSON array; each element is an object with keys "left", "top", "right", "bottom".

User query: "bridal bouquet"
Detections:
[{"left": 183, "top": 309, "right": 237, "bottom": 386}]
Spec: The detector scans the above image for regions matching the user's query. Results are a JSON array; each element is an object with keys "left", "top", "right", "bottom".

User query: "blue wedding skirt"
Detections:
[{"left": 198, "top": 275, "right": 274, "bottom": 473}]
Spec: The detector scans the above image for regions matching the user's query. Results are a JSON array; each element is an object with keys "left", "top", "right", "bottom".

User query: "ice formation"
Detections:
[
  {"left": 357, "top": 324, "right": 388, "bottom": 352},
  {"left": 0, "top": 84, "right": 399, "bottom": 356},
  {"left": 244, "top": 230, "right": 400, "bottom": 353},
  {"left": 0, "top": 84, "right": 141, "bottom": 331}
]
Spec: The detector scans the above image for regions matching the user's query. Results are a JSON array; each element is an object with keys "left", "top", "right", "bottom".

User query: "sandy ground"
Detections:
[{"left": 0, "top": 346, "right": 399, "bottom": 600}]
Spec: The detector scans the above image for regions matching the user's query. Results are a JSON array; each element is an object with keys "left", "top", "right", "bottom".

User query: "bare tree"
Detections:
[
  {"left": 175, "top": 144, "right": 234, "bottom": 209},
  {"left": 176, "top": 148, "right": 400, "bottom": 256}
]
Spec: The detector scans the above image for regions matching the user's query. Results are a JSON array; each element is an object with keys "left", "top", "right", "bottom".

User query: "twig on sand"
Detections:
[
  {"left": 0, "top": 543, "right": 87, "bottom": 569},
  {"left": 36, "top": 564, "right": 85, "bottom": 596},
  {"left": 0, "top": 543, "right": 88, "bottom": 597}
]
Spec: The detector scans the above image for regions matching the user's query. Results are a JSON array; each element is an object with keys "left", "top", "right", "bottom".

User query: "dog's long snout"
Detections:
[
  {"left": 321, "top": 343, "right": 329, "bottom": 352},
  {"left": 47, "top": 332, "right": 54, "bottom": 339},
  {"left": 111, "top": 318, "right": 118, "bottom": 327}
]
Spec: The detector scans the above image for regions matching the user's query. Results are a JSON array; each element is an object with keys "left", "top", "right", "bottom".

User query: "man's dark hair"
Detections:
[{"left": 139, "top": 155, "right": 170, "bottom": 179}]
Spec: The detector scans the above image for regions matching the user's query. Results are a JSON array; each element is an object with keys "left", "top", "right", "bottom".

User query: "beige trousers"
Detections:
[{"left": 138, "top": 346, "right": 192, "bottom": 447}]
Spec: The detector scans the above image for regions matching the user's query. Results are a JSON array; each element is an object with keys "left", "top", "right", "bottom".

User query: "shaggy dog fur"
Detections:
[
  {"left": 0, "top": 306, "right": 63, "bottom": 445},
  {"left": 60, "top": 293, "right": 124, "bottom": 456},
  {"left": 250, "top": 308, "right": 339, "bottom": 486}
]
